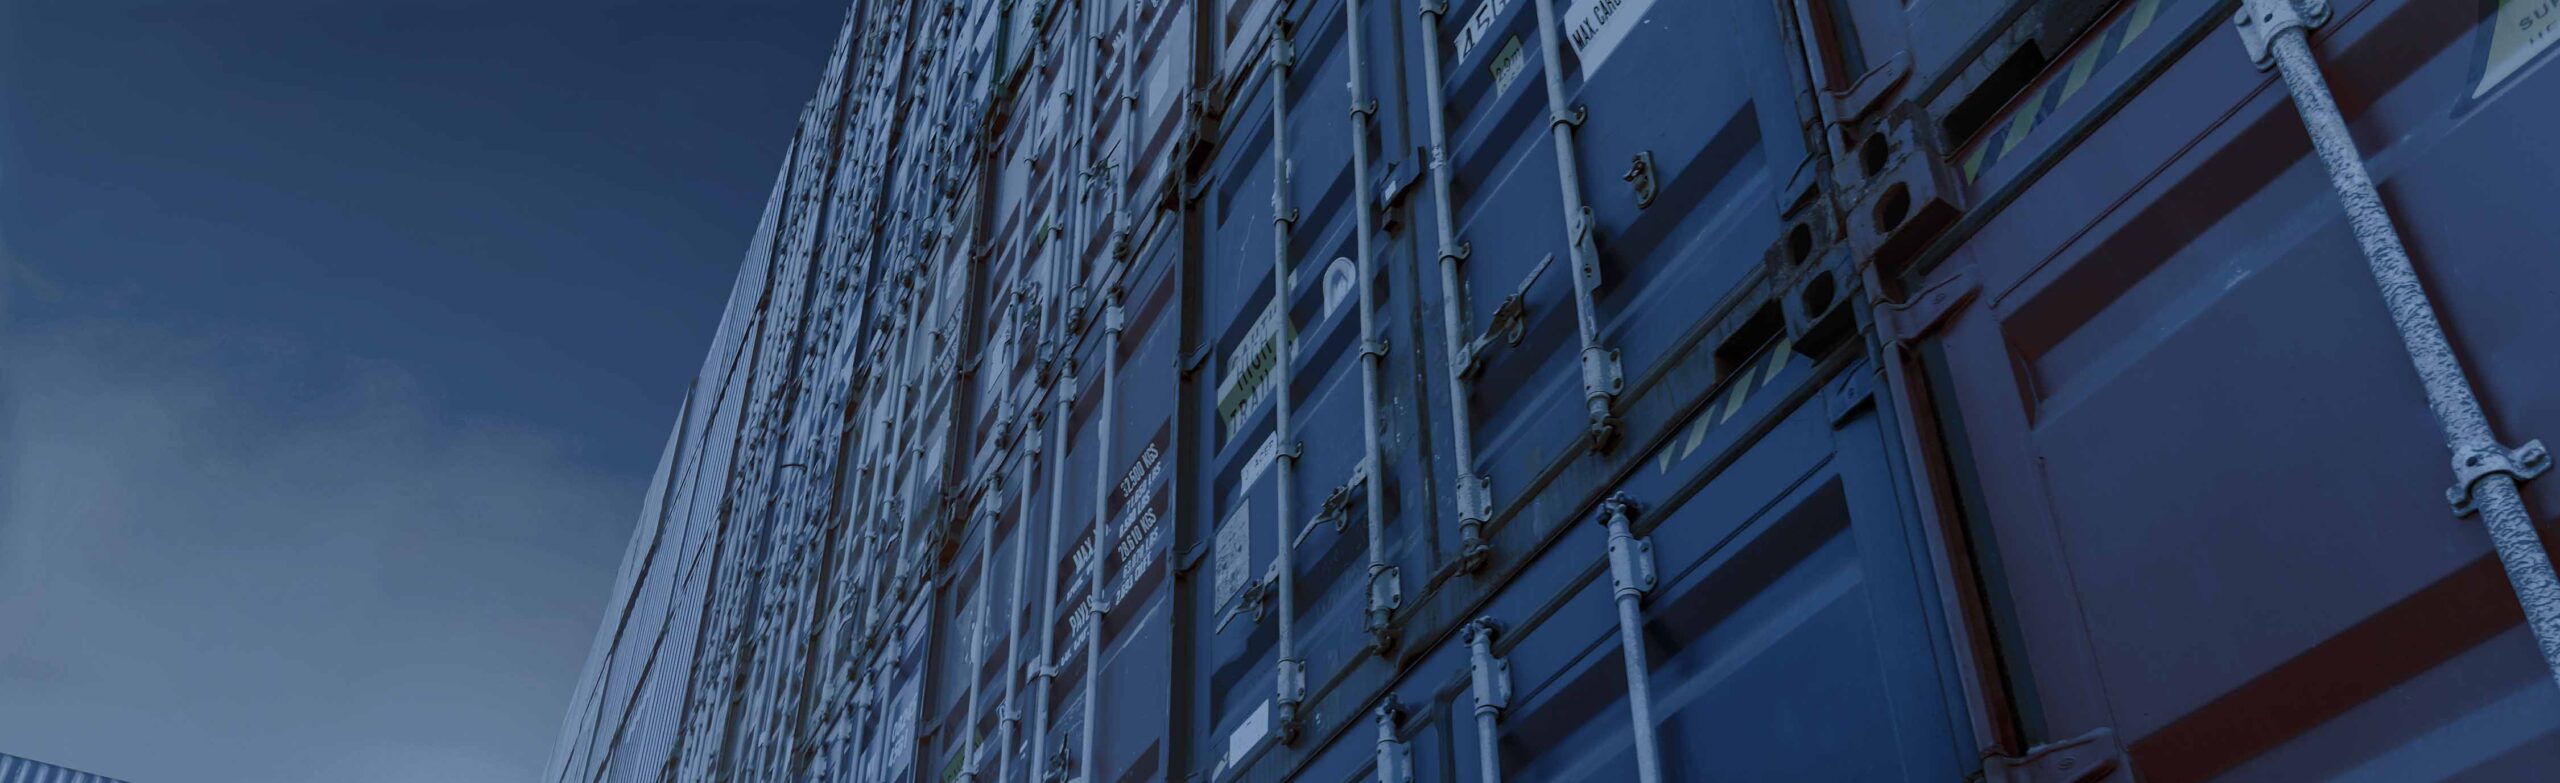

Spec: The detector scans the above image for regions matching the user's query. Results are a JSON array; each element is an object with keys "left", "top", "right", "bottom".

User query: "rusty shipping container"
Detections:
[{"left": 545, "top": 0, "right": 2560, "bottom": 781}]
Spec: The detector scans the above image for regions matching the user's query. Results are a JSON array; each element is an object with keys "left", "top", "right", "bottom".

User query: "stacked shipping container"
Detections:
[
  {"left": 0, "top": 752, "right": 129, "bottom": 783},
  {"left": 547, "top": 0, "right": 2560, "bottom": 780}
]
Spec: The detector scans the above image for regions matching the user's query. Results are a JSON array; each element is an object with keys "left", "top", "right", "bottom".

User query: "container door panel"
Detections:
[
  {"left": 1087, "top": 241, "right": 1181, "bottom": 783},
  {"left": 1189, "top": 0, "right": 1440, "bottom": 770},
  {"left": 1187, "top": 64, "right": 1300, "bottom": 759},
  {"left": 1910, "top": 0, "right": 2560, "bottom": 777},
  {"left": 1433, "top": 0, "right": 1809, "bottom": 513},
  {"left": 1465, "top": 349, "right": 1965, "bottom": 781}
]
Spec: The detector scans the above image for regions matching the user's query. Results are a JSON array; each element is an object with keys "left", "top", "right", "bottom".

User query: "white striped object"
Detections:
[{"left": 0, "top": 753, "right": 131, "bottom": 783}]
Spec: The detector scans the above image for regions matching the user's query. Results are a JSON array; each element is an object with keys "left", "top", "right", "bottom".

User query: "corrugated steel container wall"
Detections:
[
  {"left": 548, "top": 0, "right": 2560, "bottom": 781},
  {"left": 1841, "top": 0, "right": 2560, "bottom": 778},
  {"left": 0, "top": 753, "right": 130, "bottom": 783}
]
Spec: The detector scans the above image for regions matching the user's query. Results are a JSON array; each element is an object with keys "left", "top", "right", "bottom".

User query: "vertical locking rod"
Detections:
[
  {"left": 958, "top": 470, "right": 996, "bottom": 783},
  {"left": 1530, "top": 0, "right": 1624, "bottom": 451},
  {"left": 1594, "top": 493, "right": 1662, "bottom": 782},
  {"left": 1031, "top": 6, "right": 1099, "bottom": 770},
  {"left": 1027, "top": 212, "right": 1082, "bottom": 783},
  {"left": 1416, "top": 0, "right": 1495, "bottom": 571},
  {"left": 1074, "top": 1, "right": 1118, "bottom": 758},
  {"left": 2235, "top": 0, "right": 2560, "bottom": 690},
  {"left": 1265, "top": 20, "right": 1311, "bottom": 744},
  {"left": 1344, "top": 0, "right": 1404, "bottom": 655},
  {"left": 995, "top": 270, "right": 1056, "bottom": 783},
  {"left": 1114, "top": 0, "right": 1142, "bottom": 258},
  {"left": 992, "top": 441, "right": 1037, "bottom": 783},
  {"left": 1463, "top": 618, "right": 1511, "bottom": 783},
  {"left": 1079, "top": 296, "right": 1123, "bottom": 783},
  {"left": 1374, "top": 699, "right": 1414, "bottom": 783}
]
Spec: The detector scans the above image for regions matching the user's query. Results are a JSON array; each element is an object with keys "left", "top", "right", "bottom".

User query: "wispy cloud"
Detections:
[{"left": 0, "top": 320, "right": 638, "bottom": 782}]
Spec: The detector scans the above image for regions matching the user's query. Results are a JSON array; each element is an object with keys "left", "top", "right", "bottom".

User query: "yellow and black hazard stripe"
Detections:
[
  {"left": 1960, "top": 0, "right": 2175, "bottom": 184},
  {"left": 1656, "top": 336, "right": 1798, "bottom": 477}
]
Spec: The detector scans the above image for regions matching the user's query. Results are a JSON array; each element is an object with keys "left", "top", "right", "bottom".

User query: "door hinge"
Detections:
[
  {"left": 1876, "top": 265, "right": 1980, "bottom": 346},
  {"left": 1984, "top": 728, "right": 2130, "bottom": 783}
]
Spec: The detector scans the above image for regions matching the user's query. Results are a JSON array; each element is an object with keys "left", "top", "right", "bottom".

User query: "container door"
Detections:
[
  {"left": 1430, "top": 346, "right": 1969, "bottom": 781},
  {"left": 1434, "top": 0, "right": 1814, "bottom": 501},
  {"left": 1185, "top": 0, "right": 1446, "bottom": 773},
  {"left": 1902, "top": 0, "right": 2560, "bottom": 778}
]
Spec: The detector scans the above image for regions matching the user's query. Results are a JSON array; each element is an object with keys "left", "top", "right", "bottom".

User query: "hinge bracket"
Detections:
[
  {"left": 2233, "top": 0, "right": 2331, "bottom": 71},
  {"left": 1983, "top": 728, "right": 2130, "bottom": 783},
  {"left": 1876, "top": 265, "right": 1980, "bottom": 346}
]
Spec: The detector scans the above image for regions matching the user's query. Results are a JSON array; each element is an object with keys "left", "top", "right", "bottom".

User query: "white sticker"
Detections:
[
  {"left": 1213, "top": 505, "right": 1253, "bottom": 610},
  {"left": 1322, "top": 257, "right": 1357, "bottom": 317},
  {"left": 1214, "top": 304, "right": 1289, "bottom": 436},
  {"left": 1452, "top": 0, "right": 1514, "bottom": 65},
  {"left": 1238, "top": 433, "right": 1281, "bottom": 495},
  {"left": 2478, "top": 0, "right": 2560, "bottom": 99},
  {"left": 1147, "top": 47, "right": 1179, "bottom": 118},
  {"left": 1226, "top": 700, "right": 1272, "bottom": 768},
  {"left": 1561, "top": 0, "right": 1659, "bottom": 79},
  {"left": 884, "top": 677, "right": 920, "bottom": 777},
  {"left": 1490, "top": 35, "right": 1529, "bottom": 95}
]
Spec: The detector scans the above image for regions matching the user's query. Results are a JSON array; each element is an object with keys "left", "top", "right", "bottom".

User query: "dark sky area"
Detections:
[{"left": 0, "top": 1, "right": 846, "bottom": 780}]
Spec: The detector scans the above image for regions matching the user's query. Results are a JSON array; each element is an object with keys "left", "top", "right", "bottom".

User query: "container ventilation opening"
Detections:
[
  {"left": 1713, "top": 302, "right": 1786, "bottom": 379},
  {"left": 1874, "top": 184, "right": 1912, "bottom": 232},
  {"left": 1940, "top": 43, "right": 2047, "bottom": 147}
]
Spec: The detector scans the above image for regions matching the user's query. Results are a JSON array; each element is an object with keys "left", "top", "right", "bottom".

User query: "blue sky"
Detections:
[{"left": 0, "top": 1, "right": 844, "bottom": 779}]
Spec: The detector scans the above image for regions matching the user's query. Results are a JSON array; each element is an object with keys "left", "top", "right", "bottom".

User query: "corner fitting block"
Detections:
[
  {"left": 1765, "top": 195, "right": 1858, "bottom": 359},
  {"left": 2449, "top": 439, "right": 2551, "bottom": 517},
  {"left": 1842, "top": 104, "right": 1967, "bottom": 280}
]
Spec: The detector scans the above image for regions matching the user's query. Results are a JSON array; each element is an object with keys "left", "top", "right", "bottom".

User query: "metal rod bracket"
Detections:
[
  {"left": 2450, "top": 440, "right": 2551, "bottom": 517},
  {"left": 1368, "top": 564, "right": 1405, "bottom": 648},
  {"left": 2233, "top": 0, "right": 2331, "bottom": 71},
  {"left": 1597, "top": 493, "right": 1655, "bottom": 598},
  {"left": 1463, "top": 618, "right": 1512, "bottom": 715},
  {"left": 1374, "top": 699, "right": 1415, "bottom": 783},
  {"left": 1276, "top": 657, "right": 1308, "bottom": 743}
]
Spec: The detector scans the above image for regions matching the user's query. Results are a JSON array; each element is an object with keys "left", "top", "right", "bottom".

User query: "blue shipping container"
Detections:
[{"left": 545, "top": 0, "right": 2560, "bottom": 781}]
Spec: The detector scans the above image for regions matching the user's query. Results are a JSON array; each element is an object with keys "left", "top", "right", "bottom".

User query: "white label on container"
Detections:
[
  {"left": 1561, "top": 0, "right": 1658, "bottom": 79},
  {"left": 1214, "top": 304, "right": 1288, "bottom": 437},
  {"left": 1238, "top": 432, "right": 1280, "bottom": 495},
  {"left": 1322, "top": 257, "right": 1357, "bottom": 317},
  {"left": 2478, "top": 0, "right": 2560, "bottom": 99},
  {"left": 1213, "top": 505, "right": 1252, "bottom": 610},
  {"left": 1453, "top": 0, "right": 1514, "bottom": 65},
  {"left": 1148, "top": 46, "right": 1179, "bottom": 116},
  {"left": 885, "top": 677, "right": 920, "bottom": 777},
  {"left": 1226, "top": 700, "right": 1272, "bottom": 768},
  {"left": 1490, "top": 36, "right": 1528, "bottom": 95}
]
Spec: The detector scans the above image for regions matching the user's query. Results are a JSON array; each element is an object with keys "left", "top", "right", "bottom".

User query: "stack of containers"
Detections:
[{"left": 553, "top": 0, "right": 2560, "bottom": 781}]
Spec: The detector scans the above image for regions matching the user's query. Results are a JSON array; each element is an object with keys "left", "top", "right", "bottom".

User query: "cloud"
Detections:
[{"left": 0, "top": 320, "right": 639, "bottom": 782}]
